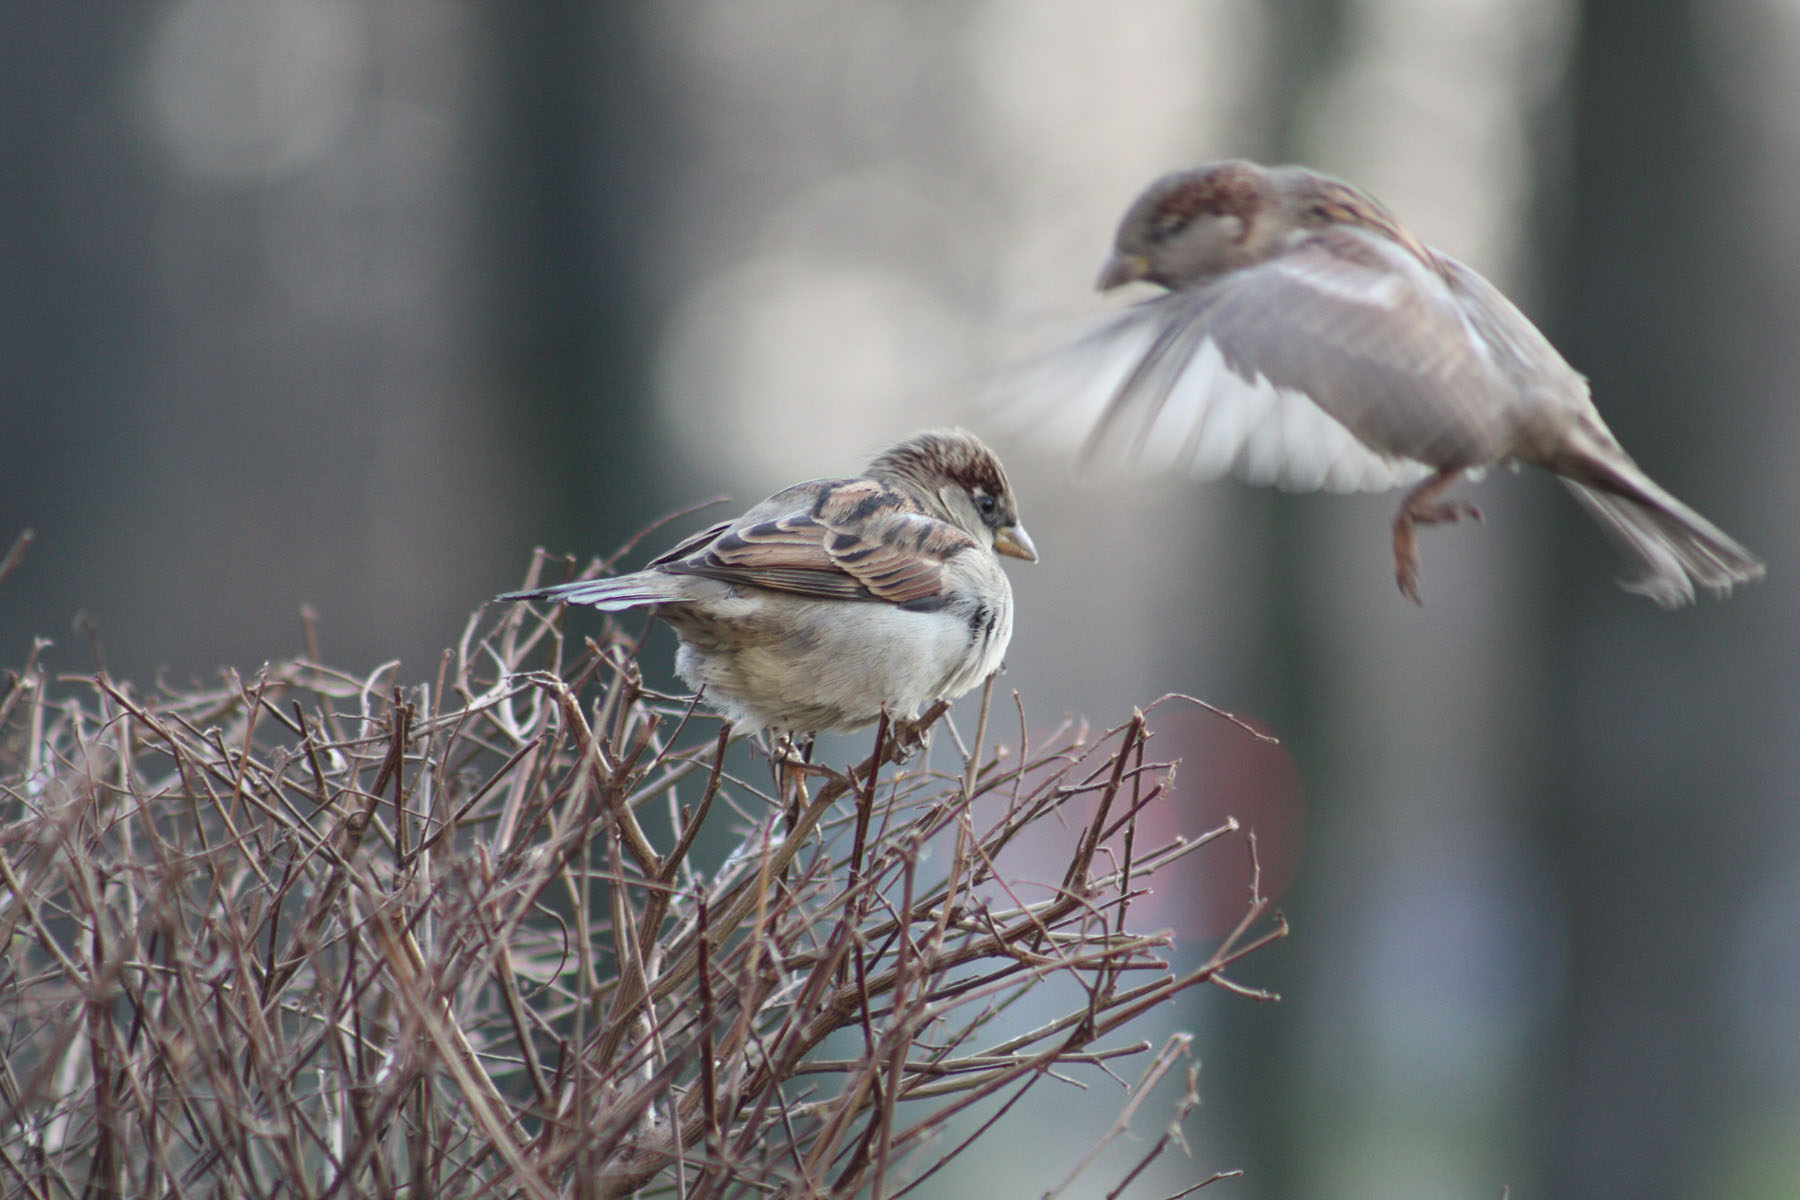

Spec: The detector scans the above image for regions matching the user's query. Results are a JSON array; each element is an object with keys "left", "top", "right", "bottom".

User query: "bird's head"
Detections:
[
  {"left": 1098, "top": 160, "right": 1275, "bottom": 292},
  {"left": 867, "top": 429, "right": 1037, "bottom": 562}
]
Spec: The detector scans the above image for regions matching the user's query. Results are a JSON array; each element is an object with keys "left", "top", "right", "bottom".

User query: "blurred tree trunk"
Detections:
[
  {"left": 1232, "top": 10, "right": 1353, "bottom": 1200},
  {"left": 483, "top": 5, "right": 665, "bottom": 558},
  {"left": 1544, "top": 2, "right": 1747, "bottom": 1197}
]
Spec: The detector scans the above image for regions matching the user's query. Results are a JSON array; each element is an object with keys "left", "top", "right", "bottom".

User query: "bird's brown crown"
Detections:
[
  {"left": 867, "top": 429, "right": 1011, "bottom": 502},
  {"left": 1130, "top": 161, "right": 1265, "bottom": 247}
]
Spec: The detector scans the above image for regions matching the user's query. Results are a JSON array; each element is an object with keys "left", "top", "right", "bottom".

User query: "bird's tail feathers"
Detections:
[
  {"left": 498, "top": 573, "right": 683, "bottom": 612},
  {"left": 1560, "top": 453, "right": 1764, "bottom": 607}
]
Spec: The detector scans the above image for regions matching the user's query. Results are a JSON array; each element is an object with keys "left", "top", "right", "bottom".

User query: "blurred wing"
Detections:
[
  {"left": 664, "top": 479, "right": 976, "bottom": 608},
  {"left": 999, "top": 228, "right": 1516, "bottom": 493}
]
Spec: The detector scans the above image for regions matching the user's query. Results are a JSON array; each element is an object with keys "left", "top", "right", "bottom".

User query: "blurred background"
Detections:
[{"left": 4, "top": 2, "right": 1798, "bottom": 1196}]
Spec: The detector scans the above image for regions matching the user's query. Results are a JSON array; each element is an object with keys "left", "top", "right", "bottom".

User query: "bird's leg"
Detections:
[
  {"left": 773, "top": 733, "right": 812, "bottom": 832},
  {"left": 1392, "top": 467, "right": 1482, "bottom": 604},
  {"left": 845, "top": 714, "right": 891, "bottom": 896}
]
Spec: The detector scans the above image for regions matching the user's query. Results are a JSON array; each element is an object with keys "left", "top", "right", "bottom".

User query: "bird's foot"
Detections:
[
  {"left": 1411, "top": 498, "right": 1483, "bottom": 528},
  {"left": 1393, "top": 525, "right": 1426, "bottom": 606},
  {"left": 1392, "top": 469, "right": 1478, "bottom": 605},
  {"left": 770, "top": 733, "right": 816, "bottom": 768},
  {"left": 767, "top": 733, "right": 821, "bottom": 824},
  {"left": 885, "top": 718, "right": 931, "bottom": 764}
]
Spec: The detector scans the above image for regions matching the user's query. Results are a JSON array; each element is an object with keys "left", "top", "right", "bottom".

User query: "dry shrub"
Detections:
[{"left": 0, "top": 560, "right": 1285, "bottom": 1198}]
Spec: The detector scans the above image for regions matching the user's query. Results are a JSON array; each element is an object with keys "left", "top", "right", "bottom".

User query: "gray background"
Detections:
[{"left": 3, "top": 3, "right": 1796, "bottom": 1197}]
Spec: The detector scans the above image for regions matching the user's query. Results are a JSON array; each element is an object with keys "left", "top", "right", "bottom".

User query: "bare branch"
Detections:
[{"left": 0, "top": 548, "right": 1282, "bottom": 1197}]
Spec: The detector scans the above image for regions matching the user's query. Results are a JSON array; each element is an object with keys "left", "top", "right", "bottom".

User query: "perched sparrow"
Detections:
[
  {"left": 1017, "top": 159, "right": 1763, "bottom": 606},
  {"left": 500, "top": 428, "right": 1037, "bottom": 734}
]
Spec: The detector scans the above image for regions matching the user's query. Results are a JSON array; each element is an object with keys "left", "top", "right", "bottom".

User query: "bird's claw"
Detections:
[
  {"left": 884, "top": 719, "right": 930, "bottom": 764},
  {"left": 1396, "top": 561, "right": 1425, "bottom": 606},
  {"left": 771, "top": 733, "right": 816, "bottom": 767},
  {"left": 1393, "top": 518, "right": 1426, "bottom": 606},
  {"left": 1416, "top": 499, "right": 1483, "bottom": 527}
]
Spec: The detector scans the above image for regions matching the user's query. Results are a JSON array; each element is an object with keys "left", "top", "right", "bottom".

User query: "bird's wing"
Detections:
[
  {"left": 1007, "top": 228, "right": 1518, "bottom": 493},
  {"left": 1433, "top": 255, "right": 1591, "bottom": 416},
  {"left": 663, "top": 479, "right": 977, "bottom": 608},
  {"left": 646, "top": 519, "right": 735, "bottom": 567}
]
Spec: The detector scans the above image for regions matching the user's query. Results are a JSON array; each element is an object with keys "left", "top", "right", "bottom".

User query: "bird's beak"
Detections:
[
  {"left": 1096, "top": 252, "right": 1149, "bottom": 291},
  {"left": 995, "top": 524, "right": 1038, "bottom": 563}
]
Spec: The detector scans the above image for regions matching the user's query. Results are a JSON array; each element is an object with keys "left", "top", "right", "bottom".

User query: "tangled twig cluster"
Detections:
[{"left": 0, "top": 592, "right": 1284, "bottom": 1198}]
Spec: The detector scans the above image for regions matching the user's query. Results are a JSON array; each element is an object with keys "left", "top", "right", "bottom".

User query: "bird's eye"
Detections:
[
  {"left": 974, "top": 492, "right": 998, "bottom": 518},
  {"left": 1148, "top": 209, "right": 1189, "bottom": 242}
]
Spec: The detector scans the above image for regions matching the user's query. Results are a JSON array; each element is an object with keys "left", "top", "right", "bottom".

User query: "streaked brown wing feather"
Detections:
[
  {"left": 664, "top": 479, "right": 975, "bottom": 607},
  {"left": 819, "top": 514, "right": 977, "bottom": 606},
  {"left": 646, "top": 520, "right": 733, "bottom": 567}
]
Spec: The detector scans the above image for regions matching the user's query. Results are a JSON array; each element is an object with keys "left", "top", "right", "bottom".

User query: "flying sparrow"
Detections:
[
  {"left": 1016, "top": 159, "right": 1763, "bottom": 606},
  {"left": 499, "top": 428, "right": 1037, "bottom": 734}
]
